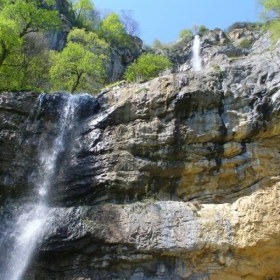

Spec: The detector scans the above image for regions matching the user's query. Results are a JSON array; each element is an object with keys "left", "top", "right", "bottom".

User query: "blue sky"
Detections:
[{"left": 93, "top": 0, "right": 260, "bottom": 45}]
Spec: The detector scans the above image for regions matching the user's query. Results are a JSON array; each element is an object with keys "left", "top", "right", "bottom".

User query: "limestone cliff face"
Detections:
[
  {"left": 165, "top": 27, "right": 260, "bottom": 73},
  {"left": 1, "top": 34, "right": 280, "bottom": 279}
]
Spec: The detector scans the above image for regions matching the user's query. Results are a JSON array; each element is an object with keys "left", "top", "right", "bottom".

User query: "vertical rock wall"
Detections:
[{"left": 1, "top": 34, "right": 280, "bottom": 279}]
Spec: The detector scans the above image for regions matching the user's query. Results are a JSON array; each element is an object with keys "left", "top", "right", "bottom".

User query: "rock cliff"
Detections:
[
  {"left": 1, "top": 33, "right": 280, "bottom": 279},
  {"left": 162, "top": 27, "right": 261, "bottom": 73}
]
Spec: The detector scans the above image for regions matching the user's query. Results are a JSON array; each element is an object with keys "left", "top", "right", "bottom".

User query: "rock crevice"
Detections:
[{"left": 1, "top": 34, "right": 280, "bottom": 279}]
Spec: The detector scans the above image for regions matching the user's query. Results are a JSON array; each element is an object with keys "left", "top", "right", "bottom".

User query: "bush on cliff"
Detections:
[
  {"left": 226, "top": 21, "right": 263, "bottom": 34},
  {"left": 260, "top": 0, "right": 280, "bottom": 41},
  {"left": 98, "top": 12, "right": 131, "bottom": 48},
  {"left": 50, "top": 28, "right": 109, "bottom": 93},
  {"left": 179, "top": 29, "right": 193, "bottom": 39},
  {"left": 124, "top": 53, "right": 171, "bottom": 82}
]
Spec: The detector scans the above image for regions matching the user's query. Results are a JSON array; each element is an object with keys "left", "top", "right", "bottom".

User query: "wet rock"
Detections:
[
  {"left": 1, "top": 33, "right": 280, "bottom": 279},
  {"left": 0, "top": 91, "right": 39, "bottom": 202}
]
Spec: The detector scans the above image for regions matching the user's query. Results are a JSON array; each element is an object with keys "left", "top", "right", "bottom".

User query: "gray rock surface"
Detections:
[
  {"left": 165, "top": 28, "right": 261, "bottom": 74},
  {"left": 0, "top": 91, "right": 39, "bottom": 202},
  {"left": 106, "top": 37, "right": 143, "bottom": 83},
  {"left": 1, "top": 33, "right": 280, "bottom": 279}
]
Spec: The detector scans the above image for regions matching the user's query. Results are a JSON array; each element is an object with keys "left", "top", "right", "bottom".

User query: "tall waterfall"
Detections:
[
  {"left": 0, "top": 93, "right": 98, "bottom": 280},
  {"left": 192, "top": 35, "right": 202, "bottom": 71}
]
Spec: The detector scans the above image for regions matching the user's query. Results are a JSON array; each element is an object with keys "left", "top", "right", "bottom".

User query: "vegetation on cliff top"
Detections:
[
  {"left": 0, "top": 0, "right": 144, "bottom": 93},
  {"left": 125, "top": 53, "right": 171, "bottom": 83},
  {"left": 260, "top": 0, "right": 280, "bottom": 41},
  {"left": 0, "top": 0, "right": 279, "bottom": 94},
  {"left": 50, "top": 28, "right": 109, "bottom": 93}
]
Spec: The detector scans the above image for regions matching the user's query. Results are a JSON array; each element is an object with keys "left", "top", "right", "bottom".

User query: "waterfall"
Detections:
[
  {"left": 192, "top": 35, "right": 202, "bottom": 71},
  {"left": 0, "top": 93, "right": 98, "bottom": 280}
]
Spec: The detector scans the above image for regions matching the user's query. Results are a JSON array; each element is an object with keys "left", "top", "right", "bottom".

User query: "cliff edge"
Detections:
[{"left": 1, "top": 33, "right": 280, "bottom": 279}]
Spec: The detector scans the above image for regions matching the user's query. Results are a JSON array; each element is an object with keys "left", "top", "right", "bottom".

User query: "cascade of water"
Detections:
[
  {"left": 1, "top": 93, "right": 93, "bottom": 280},
  {"left": 192, "top": 35, "right": 202, "bottom": 71}
]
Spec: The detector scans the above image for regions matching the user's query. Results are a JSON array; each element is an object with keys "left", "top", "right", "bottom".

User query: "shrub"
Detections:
[
  {"left": 179, "top": 29, "right": 193, "bottom": 39},
  {"left": 199, "top": 25, "right": 209, "bottom": 35},
  {"left": 238, "top": 38, "right": 252, "bottom": 49},
  {"left": 226, "top": 22, "right": 263, "bottom": 34},
  {"left": 50, "top": 28, "right": 109, "bottom": 93},
  {"left": 124, "top": 53, "right": 171, "bottom": 82},
  {"left": 98, "top": 13, "right": 129, "bottom": 47}
]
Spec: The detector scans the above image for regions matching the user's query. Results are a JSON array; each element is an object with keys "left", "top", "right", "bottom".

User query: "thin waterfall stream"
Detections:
[
  {"left": 192, "top": 35, "right": 202, "bottom": 71},
  {"left": 0, "top": 93, "right": 99, "bottom": 280}
]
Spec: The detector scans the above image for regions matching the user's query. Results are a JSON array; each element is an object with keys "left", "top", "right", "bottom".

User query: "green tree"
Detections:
[
  {"left": 199, "top": 25, "right": 209, "bottom": 35},
  {"left": 0, "top": 16, "right": 21, "bottom": 67},
  {"left": 0, "top": 0, "right": 60, "bottom": 65},
  {"left": 124, "top": 53, "right": 171, "bottom": 82},
  {"left": 152, "top": 39, "right": 164, "bottom": 49},
  {"left": 0, "top": 0, "right": 61, "bottom": 90},
  {"left": 238, "top": 38, "right": 252, "bottom": 49},
  {"left": 71, "top": 0, "right": 96, "bottom": 30},
  {"left": 179, "top": 29, "right": 193, "bottom": 39},
  {"left": 261, "top": 0, "right": 280, "bottom": 14},
  {"left": 50, "top": 28, "right": 109, "bottom": 93},
  {"left": 0, "top": 33, "right": 51, "bottom": 90},
  {"left": 98, "top": 12, "right": 128, "bottom": 46},
  {"left": 260, "top": 0, "right": 280, "bottom": 41}
]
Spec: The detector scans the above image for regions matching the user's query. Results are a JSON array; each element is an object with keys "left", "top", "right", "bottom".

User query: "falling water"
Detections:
[
  {"left": 192, "top": 35, "right": 202, "bottom": 71},
  {"left": 1, "top": 93, "right": 95, "bottom": 280}
]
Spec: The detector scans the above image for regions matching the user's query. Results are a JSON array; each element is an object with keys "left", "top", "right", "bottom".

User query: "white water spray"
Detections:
[
  {"left": 2, "top": 94, "right": 81, "bottom": 280},
  {"left": 192, "top": 35, "right": 202, "bottom": 71}
]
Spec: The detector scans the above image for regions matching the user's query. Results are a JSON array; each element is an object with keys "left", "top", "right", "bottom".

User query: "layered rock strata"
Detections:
[{"left": 1, "top": 36, "right": 280, "bottom": 279}]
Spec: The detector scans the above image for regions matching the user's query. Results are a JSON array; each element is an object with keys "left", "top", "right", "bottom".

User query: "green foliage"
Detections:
[
  {"left": 0, "top": 0, "right": 61, "bottom": 90},
  {"left": 151, "top": 39, "right": 171, "bottom": 50},
  {"left": 0, "top": 0, "right": 61, "bottom": 37},
  {"left": 67, "top": 27, "right": 109, "bottom": 53},
  {"left": 191, "top": 24, "right": 209, "bottom": 35},
  {"left": 0, "top": 0, "right": 60, "bottom": 67},
  {"left": 71, "top": 0, "right": 96, "bottom": 30},
  {"left": 124, "top": 53, "right": 171, "bottom": 83},
  {"left": 199, "top": 25, "right": 209, "bottom": 35},
  {"left": 98, "top": 12, "right": 129, "bottom": 47},
  {"left": 135, "top": 86, "right": 150, "bottom": 94},
  {"left": 152, "top": 39, "right": 163, "bottom": 49},
  {"left": 212, "top": 64, "right": 221, "bottom": 72},
  {"left": 0, "top": 33, "right": 51, "bottom": 90},
  {"left": 226, "top": 21, "right": 263, "bottom": 33},
  {"left": 238, "top": 38, "right": 252, "bottom": 49},
  {"left": 212, "top": 64, "right": 223, "bottom": 82},
  {"left": 179, "top": 29, "right": 193, "bottom": 39},
  {"left": 0, "top": 16, "right": 22, "bottom": 66},
  {"left": 105, "top": 80, "right": 126, "bottom": 89},
  {"left": 259, "top": 0, "right": 280, "bottom": 41},
  {"left": 50, "top": 28, "right": 109, "bottom": 93},
  {"left": 265, "top": 18, "right": 280, "bottom": 41},
  {"left": 261, "top": 0, "right": 280, "bottom": 15}
]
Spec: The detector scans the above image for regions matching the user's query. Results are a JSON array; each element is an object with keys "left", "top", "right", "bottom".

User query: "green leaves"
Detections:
[
  {"left": 50, "top": 28, "right": 109, "bottom": 93},
  {"left": 125, "top": 53, "right": 171, "bottom": 83},
  {"left": 72, "top": 0, "right": 95, "bottom": 30},
  {"left": 261, "top": 0, "right": 280, "bottom": 15},
  {"left": 260, "top": 0, "right": 280, "bottom": 41},
  {"left": 1, "top": 0, "right": 60, "bottom": 36},
  {"left": 0, "top": 16, "right": 21, "bottom": 56},
  {"left": 98, "top": 13, "right": 128, "bottom": 47},
  {"left": 0, "top": 0, "right": 61, "bottom": 90},
  {"left": 179, "top": 29, "right": 193, "bottom": 39}
]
